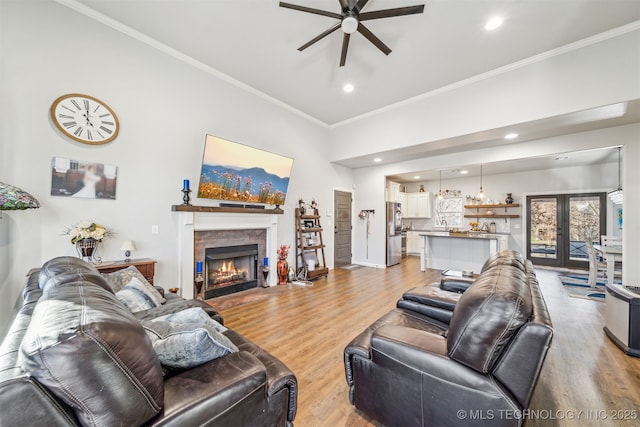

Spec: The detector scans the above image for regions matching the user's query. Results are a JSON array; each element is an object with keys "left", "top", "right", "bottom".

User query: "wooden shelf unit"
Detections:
[
  {"left": 464, "top": 203, "right": 520, "bottom": 220},
  {"left": 295, "top": 208, "right": 329, "bottom": 280}
]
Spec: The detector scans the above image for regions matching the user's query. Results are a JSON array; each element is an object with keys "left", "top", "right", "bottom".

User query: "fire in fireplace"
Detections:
[{"left": 204, "top": 244, "right": 258, "bottom": 298}]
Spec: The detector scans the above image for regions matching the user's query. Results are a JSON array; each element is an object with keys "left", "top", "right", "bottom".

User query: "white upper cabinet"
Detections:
[
  {"left": 404, "top": 192, "right": 431, "bottom": 218},
  {"left": 386, "top": 181, "right": 401, "bottom": 202}
]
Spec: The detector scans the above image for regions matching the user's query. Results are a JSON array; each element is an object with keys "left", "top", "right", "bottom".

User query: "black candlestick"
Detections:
[{"left": 182, "top": 188, "right": 191, "bottom": 205}]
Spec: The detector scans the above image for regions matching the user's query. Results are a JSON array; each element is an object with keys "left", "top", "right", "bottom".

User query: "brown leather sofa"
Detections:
[
  {"left": 344, "top": 251, "right": 552, "bottom": 427},
  {"left": 0, "top": 257, "right": 297, "bottom": 426}
]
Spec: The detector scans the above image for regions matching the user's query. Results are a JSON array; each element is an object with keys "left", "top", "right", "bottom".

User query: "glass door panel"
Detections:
[
  {"left": 568, "top": 195, "right": 601, "bottom": 263},
  {"left": 528, "top": 197, "right": 559, "bottom": 265}
]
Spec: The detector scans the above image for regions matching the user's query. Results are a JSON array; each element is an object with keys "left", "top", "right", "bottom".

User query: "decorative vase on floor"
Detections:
[
  {"left": 505, "top": 193, "right": 514, "bottom": 204},
  {"left": 76, "top": 238, "right": 101, "bottom": 264},
  {"left": 277, "top": 259, "right": 288, "bottom": 285}
]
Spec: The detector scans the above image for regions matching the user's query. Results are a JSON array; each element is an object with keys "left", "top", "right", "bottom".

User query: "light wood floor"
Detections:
[{"left": 210, "top": 256, "right": 640, "bottom": 427}]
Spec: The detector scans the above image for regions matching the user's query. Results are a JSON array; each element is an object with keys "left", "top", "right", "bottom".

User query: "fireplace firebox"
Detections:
[{"left": 204, "top": 244, "right": 258, "bottom": 298}]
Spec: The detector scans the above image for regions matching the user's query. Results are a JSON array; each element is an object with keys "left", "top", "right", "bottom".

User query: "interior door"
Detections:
[
  {"left": 334, "top": 190, "right": 352, "bottom": 267},
  {"left": 527, "top": 193, "right": 606, "bottom": 268}
]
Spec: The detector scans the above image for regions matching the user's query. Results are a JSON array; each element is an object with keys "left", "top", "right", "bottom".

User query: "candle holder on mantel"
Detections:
[
  {"left": 194, "top": 260, "right": 204, "bottom": 299},
  {"left": 182, "top": 179, "right": 192, "bottom": 206},
  {"left": 262, "top": 257, "right": 270, "bottom": 287},
  {"left": 182, "top": 188, "right": 191, "bottom": 205}
]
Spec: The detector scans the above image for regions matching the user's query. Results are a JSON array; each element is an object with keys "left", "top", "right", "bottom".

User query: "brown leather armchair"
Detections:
[{"left": 344, "top": 254, "right": 552, "bottom": 427}]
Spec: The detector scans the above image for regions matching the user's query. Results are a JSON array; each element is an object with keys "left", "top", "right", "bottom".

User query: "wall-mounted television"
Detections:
[{"left": 197, "top": 135, "right": 294, "bottom": 206}]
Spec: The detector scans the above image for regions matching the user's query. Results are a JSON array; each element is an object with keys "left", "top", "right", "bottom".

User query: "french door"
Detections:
[{"left": 527, "top": 193, "right": 606, "bottom": 268}]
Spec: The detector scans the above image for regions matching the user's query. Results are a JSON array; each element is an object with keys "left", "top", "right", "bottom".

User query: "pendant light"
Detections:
[
  {"left": 437, "top": 170, "right": 444, "bottom": 199},
  {"left": 607, "top": 146, "right": 623, "bottom": 205},
  {"left": 477, "top": 164, "right": 485, "bottom": 200}
]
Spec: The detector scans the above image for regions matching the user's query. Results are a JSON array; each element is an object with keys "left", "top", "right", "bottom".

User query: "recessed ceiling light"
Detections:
[
  {"left": 485, "top": 16, "right": 503, "bottom": 31},
  {"left": 460, "top": 170, "right": 468, "bottom": 174},
  {"left": 414, "top": 176, "right": 421, "bottom": 179},
  {"left": 505, "top": 132, "right": 519, "bottom": 140},
  {"left": 343, "top": 83, "right": 354, "bottom": 93},
  {"left": 373, "top": 158, "right": 382, "bottom": 162}
]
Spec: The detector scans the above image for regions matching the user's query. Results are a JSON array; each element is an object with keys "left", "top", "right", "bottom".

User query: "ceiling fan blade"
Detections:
[
  {"left": 357, "top": 23, "right": 391, "bottom": 56},
  {"left": 298, "top": 23, "right": 342, "bottom": 51},
  {"left": 353, "top": 0, "right": 369, "bottom": 13},
  {"left": 359, "top": 5, "right": 425, "bottom": 21},
  {"left": 338, "top": 0, "right": 350, "bottom": 13},
  {"left": 279, "top": 2, "right": 342, "bottom": 19},
  {"left": 339, "top": 33, "right": 351, "bottom": 67}
]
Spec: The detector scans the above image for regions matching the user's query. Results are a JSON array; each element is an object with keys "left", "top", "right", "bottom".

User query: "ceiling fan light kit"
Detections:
[
  {"left": 279, "top": 1, "right": 425, "bottom": 66},
  {"left": 342, "top": 14, "right": 358, "bottom": 34}
]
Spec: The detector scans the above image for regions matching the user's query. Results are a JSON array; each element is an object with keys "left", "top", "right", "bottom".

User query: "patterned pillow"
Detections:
[
  {"left": 102, "top": 266, "right": 164, "bottom": 303},
  {"left": 153, "top": 307, "right": 227, "bottom": 332},
  {"left": 116, "top": 277, "right": 161, "bottom": 313},
  {"left": 142, "top": 319, "right": 238, "bottom": 369},
  {"left": 124, "top": 276, "right": 165, "bottom": 306}
]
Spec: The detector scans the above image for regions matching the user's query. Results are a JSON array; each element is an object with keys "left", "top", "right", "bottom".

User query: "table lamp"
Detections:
[{"left": 120, "top": 240, "right": 136, "bottom": 262}]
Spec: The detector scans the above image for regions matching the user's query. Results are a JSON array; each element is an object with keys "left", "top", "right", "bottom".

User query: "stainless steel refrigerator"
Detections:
[{"left": 386, "top": 202, "right": 402, "bottom": 266}]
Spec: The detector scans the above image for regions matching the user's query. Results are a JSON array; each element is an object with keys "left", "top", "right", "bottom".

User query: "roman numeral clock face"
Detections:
[{"left": 50, "top": 94, "right": 119, "bottom": 144}]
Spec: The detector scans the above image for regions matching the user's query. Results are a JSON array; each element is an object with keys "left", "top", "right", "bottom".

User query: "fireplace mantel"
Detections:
[
  {"left": 174, "top": 209, "right": 280, "bottom": 299},
  {"left": 172, "top": 205, "right": 283, "bottom": 215}
]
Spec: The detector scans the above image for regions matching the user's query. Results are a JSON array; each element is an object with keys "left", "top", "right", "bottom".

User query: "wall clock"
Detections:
[{"left": 50, "top": 93, "right": 119, "bottom": 145}]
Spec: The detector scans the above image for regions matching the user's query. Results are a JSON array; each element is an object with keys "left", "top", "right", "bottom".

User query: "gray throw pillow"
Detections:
[
  {"left": 102, "top": 266, "right": 165, "bottom": 304},
  {"left": 153, "top": 307, "right": 227, "bottom": 332},
  {"left": 116, "top": 277, "right": 160, "bottom": 313},
  {"left": 124, "top": 276, "right": 165, "bottom": 306},
  {"left": 143, "top": 318, "right": 238, "bottom": 369}
]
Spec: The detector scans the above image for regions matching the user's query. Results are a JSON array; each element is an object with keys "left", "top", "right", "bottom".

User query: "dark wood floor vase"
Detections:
[{"left": 209, "top": 256, "right": 640, "bottom": 427}]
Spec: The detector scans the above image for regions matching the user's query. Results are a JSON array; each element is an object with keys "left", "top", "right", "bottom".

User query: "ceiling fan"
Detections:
[{"left": 279, "top": 0, "right": 425, "bottom": 67}]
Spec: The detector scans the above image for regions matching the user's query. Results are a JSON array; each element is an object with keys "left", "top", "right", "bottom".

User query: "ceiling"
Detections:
[
  {"left": 62, "top": 0, "right": 640, "bottom": 175},
  {"left": 387, "top": 144, "right": 623, "bottom": 183}
]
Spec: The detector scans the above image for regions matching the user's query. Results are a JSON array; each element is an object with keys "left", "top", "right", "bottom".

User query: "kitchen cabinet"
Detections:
[
  {"left": 404, "top": 192, "right": 431, "bottom": 218},
  {"left": 406, "top": 231, "right": 421, "bottom": 255},
  {"left": 386, "top": 181, "right": 401, "bottom": 202},
  {"left": 399, "top": 192, "right": 408, "bottom": 216}
]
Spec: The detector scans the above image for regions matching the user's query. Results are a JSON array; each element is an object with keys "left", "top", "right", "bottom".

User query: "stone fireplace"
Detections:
[
  {"left": 204, "top": 244, "right": 258, "bottom": 298},
  {"left": 194, "top": 229, "right": 266, "bottom": 298},
  {"left": 174, "top": 208, "right": 279, "bottom": 299}
]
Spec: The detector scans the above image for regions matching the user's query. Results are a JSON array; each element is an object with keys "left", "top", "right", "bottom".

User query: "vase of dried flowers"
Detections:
[
  {"left": 65, "top": 221, "right": 111, "bottom": 264},
  {"left": 276, "top": 244, "right": 290, "bottom": 285}
]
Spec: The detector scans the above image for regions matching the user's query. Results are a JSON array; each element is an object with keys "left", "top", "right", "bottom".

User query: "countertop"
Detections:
[{"left": 418, "top": 231, "right": 507, "bottom": 239}]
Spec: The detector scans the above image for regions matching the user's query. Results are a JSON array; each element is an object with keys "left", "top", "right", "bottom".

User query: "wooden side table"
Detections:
[{"left": 96, "top": 258, "right": 157, "bottom": 284}]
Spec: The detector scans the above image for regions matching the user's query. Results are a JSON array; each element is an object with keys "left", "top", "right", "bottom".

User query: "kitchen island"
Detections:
[{"left": 419, "top": 231, "right": 509, "bottom": 273}]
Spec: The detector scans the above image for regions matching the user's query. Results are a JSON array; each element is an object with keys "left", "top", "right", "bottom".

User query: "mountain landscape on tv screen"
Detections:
[{"left": 198, "top": 164, "right": 290, "bottom": 205}]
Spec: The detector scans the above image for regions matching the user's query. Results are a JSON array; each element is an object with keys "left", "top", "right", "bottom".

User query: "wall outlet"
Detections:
[{"left": 151, "top": 225, "right": 159, "bottom": 234}]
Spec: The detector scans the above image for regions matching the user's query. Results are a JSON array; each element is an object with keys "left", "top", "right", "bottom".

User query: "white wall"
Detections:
[{"left": 0, "top": 0, "right": 353, "bottom": 336}]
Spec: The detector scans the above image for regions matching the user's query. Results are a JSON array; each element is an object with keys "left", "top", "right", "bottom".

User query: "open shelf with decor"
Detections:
[
  {"left": 295, "top": 208, "right": 328, "bottom": 280},
  {"left": 464, "top": 204, "right": 520, "bottom": 220}
]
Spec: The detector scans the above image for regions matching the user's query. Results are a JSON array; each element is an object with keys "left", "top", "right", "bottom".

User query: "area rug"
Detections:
[{"left": 557, "top": 273, "right": 608, "bottom": 302}]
